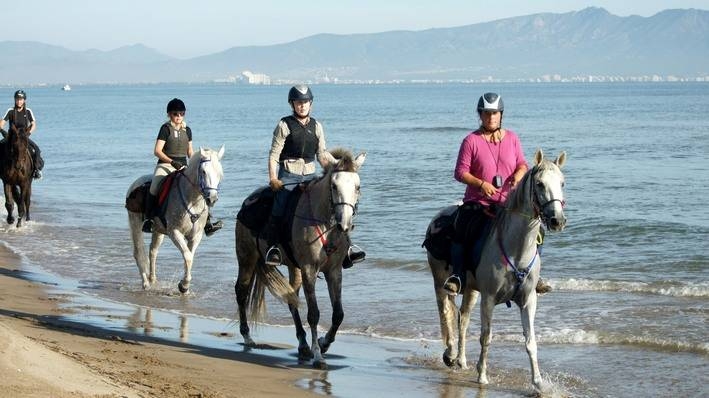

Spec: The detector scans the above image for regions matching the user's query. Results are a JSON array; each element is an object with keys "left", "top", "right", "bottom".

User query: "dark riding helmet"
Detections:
[
  {"left": 288, "top": 85, "right": 313, "bottom": 103},
  {"left": 166, "top": 98, "right": 186, "bottom": 113},
  {"left": 14, "top": 90, "right": 26, "bottom": 100},
  {"left": 477, "top": 92, "right": 504, "bottom": 114}
]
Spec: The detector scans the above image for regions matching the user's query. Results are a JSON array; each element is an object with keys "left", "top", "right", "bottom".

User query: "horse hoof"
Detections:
[
  {"left": 178, "top": 281, "right": 189, "bottom": 294},
  {"left": 317, "top": 337, "right": 331, "bottom": 354},
  {"left": 298, "top": 346, "right": 314, "bottom": 360},
  {"left": 442, "top": 353, "right": 456, "bottom": 367},
  {"left": 313, "top": 360, "right": 328, "bottom": 370},
  {"left": 7, "top": 216, "right": 14, "bottom": 224}
]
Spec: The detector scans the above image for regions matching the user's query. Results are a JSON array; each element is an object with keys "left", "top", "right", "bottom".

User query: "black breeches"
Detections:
[{"left": 453, "top": 201, "right": 489, "bottom": 245}]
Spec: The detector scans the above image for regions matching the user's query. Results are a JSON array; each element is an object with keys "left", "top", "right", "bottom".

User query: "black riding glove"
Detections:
[{"left": 170, "top": 160, "right": 184, "bottom": 169}]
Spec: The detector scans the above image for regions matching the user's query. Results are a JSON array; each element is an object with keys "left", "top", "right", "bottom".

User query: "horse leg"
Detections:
[
  {"left": 148, "top": 232, "right": 165, "bottom": 286},
  {"left": 4, "top": 184, "right": 15, "bottom": 225},
  {"left": 456, "top": 289, "right": 479, "bottom": 369},
  {"left": 168, "top": 231, "right": 194, "bottom": 293},
  {"left": 317, "top": 269, "right": 343, "bottom": 354},
  {"left": 521, "top": 291, "right": 543, "bottom": 390},
  {"left": 129, "top": 212, "right": 151, "bottom": 289},
  {"left": 477, "top": 294, "right": 495, "bottom": 385},
  {"left": 235, "top": 242, "right": 257, "bottom": 346},
  {"left": 288, "top": 267, "right": 311, "bottom": 360},
  {"left": 14, "top": 185, "right": 24, "bottom": 228},
  {"left": 23, "top": 181, "right": 31, "bottom": 222},
  {"left": 302, "top": 268, "right": 326, "bottom": 369},
  {"left": 432, "top": 259, "right": 458, "bottom": 367}
]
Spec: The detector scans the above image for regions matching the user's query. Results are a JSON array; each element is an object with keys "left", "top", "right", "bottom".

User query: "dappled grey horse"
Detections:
[
  {"left": 235, "top": 148, "right": 365, "bottom": 369},
  {"left": 426, "top": 149, "right": 567, "bottom": 391},
  {"left": 126, "top": 146, "right": 224, "bottom": 293}
]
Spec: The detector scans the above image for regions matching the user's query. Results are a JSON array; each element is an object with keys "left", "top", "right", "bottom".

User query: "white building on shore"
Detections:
[{"left": 241, "top": 70, "right": 271, "bottom": 85}]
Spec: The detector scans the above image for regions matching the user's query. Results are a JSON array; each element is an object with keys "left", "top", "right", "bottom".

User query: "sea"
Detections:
[{"left": 1, "top": 82, "right": 707, "bottom": 397}]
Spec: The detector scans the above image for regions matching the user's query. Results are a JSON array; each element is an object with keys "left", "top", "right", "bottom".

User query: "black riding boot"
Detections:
[
  {"left": 29, "top": 139, "right": 43, "bottom": 179},
  {"left": 342, "top": 245, "right": 366, "bottom": 269},
  {"left": 443, "top": 242, "right": 465, "bottom": 295},
  {"left": 142, "top": 194, "right": 157, "bottom": 233},
  {"left": 204, "top": 211, "right": 223, "bottom": 237},
  {"left": 263, "top": 216, "right": 283, "bottom": 266}
]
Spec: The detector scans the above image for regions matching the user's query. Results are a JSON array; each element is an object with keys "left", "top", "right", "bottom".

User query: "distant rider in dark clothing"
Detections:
[{"left": 0, "top": 90, "right": 44, "bottom": 179}]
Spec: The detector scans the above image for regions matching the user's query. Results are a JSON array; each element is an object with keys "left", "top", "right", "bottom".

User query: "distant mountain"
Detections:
[{"left": 2, "top": 7, "right": 708, "bottom": 84}]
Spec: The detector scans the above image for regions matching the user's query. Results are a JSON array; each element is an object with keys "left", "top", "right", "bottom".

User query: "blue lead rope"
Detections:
[{"left": 498, "top": 232, "right": 539, "bottom": 308}]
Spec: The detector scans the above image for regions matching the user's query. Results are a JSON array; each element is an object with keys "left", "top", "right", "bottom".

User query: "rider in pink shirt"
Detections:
[{"left": 444, "top": 92, "right": 529, "bottom": 295}]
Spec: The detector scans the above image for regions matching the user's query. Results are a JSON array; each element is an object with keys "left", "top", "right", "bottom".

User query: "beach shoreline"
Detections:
[{"left": 0, "top": 245, "right": 320, "bottom": 398}]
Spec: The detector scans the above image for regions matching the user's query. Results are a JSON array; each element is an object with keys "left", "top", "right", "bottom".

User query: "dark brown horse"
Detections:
[{"left": 0, "top": 126, "right": 34, "bottom": 227}]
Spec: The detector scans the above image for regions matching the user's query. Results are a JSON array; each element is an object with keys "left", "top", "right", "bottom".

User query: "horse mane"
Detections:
[
  {"left": 504, "top": 159, "right": 556, "bottom": 212},
  {"left": 325, "top": 148, "right": 356, "bottom": 173}
]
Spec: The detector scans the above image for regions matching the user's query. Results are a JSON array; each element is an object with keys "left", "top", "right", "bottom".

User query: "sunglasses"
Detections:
[{"left": 170, "top": 111, "right": 185, "bottom": 117}]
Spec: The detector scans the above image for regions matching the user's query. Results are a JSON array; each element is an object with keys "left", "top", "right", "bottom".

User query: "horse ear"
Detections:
[
  {"left": 354, "top": 152, "right": 367, "bottom": 171},
  {"left": 199, "top": 147, "right": 206, "bottom": 156},
  {"left": 217, "top": 145, "right": 225, "bottom": 160},
  {"left": 534, "top": 148, "right": 544, "bottom": 165},
  {"left": 555, "top": 151, "right": 567, "bottom": 168}
]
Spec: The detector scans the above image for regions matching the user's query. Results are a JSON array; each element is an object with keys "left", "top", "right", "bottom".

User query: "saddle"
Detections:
[
  {"left": 125, "top": 171, "right": 180, "bottom": 223},
  {"left": 236, "top": 185, "right": 305, "bottom": 264},
  {"left": 422, "top": 203, "right": 493, "bottom": 274}
]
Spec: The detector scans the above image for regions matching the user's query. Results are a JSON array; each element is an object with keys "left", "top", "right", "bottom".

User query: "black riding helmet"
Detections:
[
  {"left": 166, "top": 98, "right": 186, "bottom": 113},
  {"left": 14, "top": 90, "right": 26, "bottom": 100},
  {"left": 288, "top": 85, "right": 313, "bottom": 103},
  {"left": 477, "top": 92, "right": 504, "bottom": 114}
]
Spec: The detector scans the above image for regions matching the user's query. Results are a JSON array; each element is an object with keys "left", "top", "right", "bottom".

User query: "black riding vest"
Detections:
[{"left": 279, "top": 115, "right": 319, "bottom": 162}]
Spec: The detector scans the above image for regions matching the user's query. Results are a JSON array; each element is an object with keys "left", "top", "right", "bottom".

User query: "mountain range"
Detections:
[{"left": 2, "top": 7, "right": 708, "bottom": 84}]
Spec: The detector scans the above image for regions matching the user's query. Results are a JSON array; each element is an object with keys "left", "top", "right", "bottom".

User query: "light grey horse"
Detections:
[
  {"left": 235, "top": 148, "right": 365, "bottom": 369},
  {"left": 126, "top": 146, "right": 224, "bottom": 293},
  {"left": 426, "top": 149, "right": 566, "bottom": 391}
]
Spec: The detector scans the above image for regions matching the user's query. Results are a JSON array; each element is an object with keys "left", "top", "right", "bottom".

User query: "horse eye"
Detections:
[{"left": 536, "top": 181, "right": 544, "bottom": 189}]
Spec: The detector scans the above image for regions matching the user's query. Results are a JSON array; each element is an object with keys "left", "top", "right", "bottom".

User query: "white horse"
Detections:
[
  {"left": 235, "top": 148, "right": 365, "bottom": 369},
  {"left": 426, "top": 149, "right": 566, "bottom": 391},
  {"left": 126, "top": 146, "right": 224, "bottom": 293}
]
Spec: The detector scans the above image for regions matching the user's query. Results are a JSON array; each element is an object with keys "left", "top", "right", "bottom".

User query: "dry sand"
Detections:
[{"left": 0, "top": 247, "right": 319, "bottom": 398}]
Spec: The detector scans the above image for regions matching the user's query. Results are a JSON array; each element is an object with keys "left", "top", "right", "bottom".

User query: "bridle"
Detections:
[
  {"left": 177, "top": 155, "right": 221, "bottom": 223},
  {"left": 529, "top": 166, "right": 565, "bottom": 229},
  {"left": 329, "top": 170, "right": 360, "bottom": 217}
]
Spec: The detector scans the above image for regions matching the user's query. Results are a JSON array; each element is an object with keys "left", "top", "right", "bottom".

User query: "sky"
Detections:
[{"left": 3, "top": 0, "right": 708, "bottom": 59}]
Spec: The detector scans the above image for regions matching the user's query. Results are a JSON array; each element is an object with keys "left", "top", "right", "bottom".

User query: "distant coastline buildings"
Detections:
[{"left": 214, "top": 70, "right": 271, "bottom": 85}]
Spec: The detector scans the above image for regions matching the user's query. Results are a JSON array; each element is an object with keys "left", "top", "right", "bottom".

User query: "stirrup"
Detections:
[
  {"left": 265, "top": 245, "right": 282, "bottom": 267},
  {"left": 204, "top": 219, "right": 223, "bottom": 236},
  {"left": 443, "top": 274, "right": 461, "bottom": 296}
]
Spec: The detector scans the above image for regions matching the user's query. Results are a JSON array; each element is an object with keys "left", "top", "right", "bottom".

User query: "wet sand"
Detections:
[{"left": 0, "top": 244, "right": 554, "bottom": 398}]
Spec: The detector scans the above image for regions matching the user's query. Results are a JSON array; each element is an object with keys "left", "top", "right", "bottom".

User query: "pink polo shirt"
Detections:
[{"left": 454, "top": 129, "right": 528, "bottom": 206}]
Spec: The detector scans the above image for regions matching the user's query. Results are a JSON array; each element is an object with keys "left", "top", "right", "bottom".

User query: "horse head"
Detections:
[
  {"left": 323, "top": 148, "right": 366, "bottom": 232},
  {"left": 530, "top": 148, "right": 566, "bottom": 231},
  {"left": 189, "top": 145, "right": 225, "bottom": 207}
]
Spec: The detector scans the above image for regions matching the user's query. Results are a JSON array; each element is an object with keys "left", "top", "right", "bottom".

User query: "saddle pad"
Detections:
[{"left": 236, "top": 187, "right": 274, "bottom": 231}]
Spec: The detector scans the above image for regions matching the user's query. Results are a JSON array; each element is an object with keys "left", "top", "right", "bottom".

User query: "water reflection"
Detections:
[{"left": 126, "top": 306, "right": 189, "bottom": 343}]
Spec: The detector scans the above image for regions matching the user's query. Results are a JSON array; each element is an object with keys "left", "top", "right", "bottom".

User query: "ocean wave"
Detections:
[
  {"left": 531, "top": 328, "right": 709, "bottom": 355},
  {"left": 552, "top": 278, "right": 709, "bottom": 297}
]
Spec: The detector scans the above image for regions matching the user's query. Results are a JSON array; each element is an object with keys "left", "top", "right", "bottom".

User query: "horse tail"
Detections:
[{"left": 249, "top": 263, "right": 298, "bottom": 322}]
